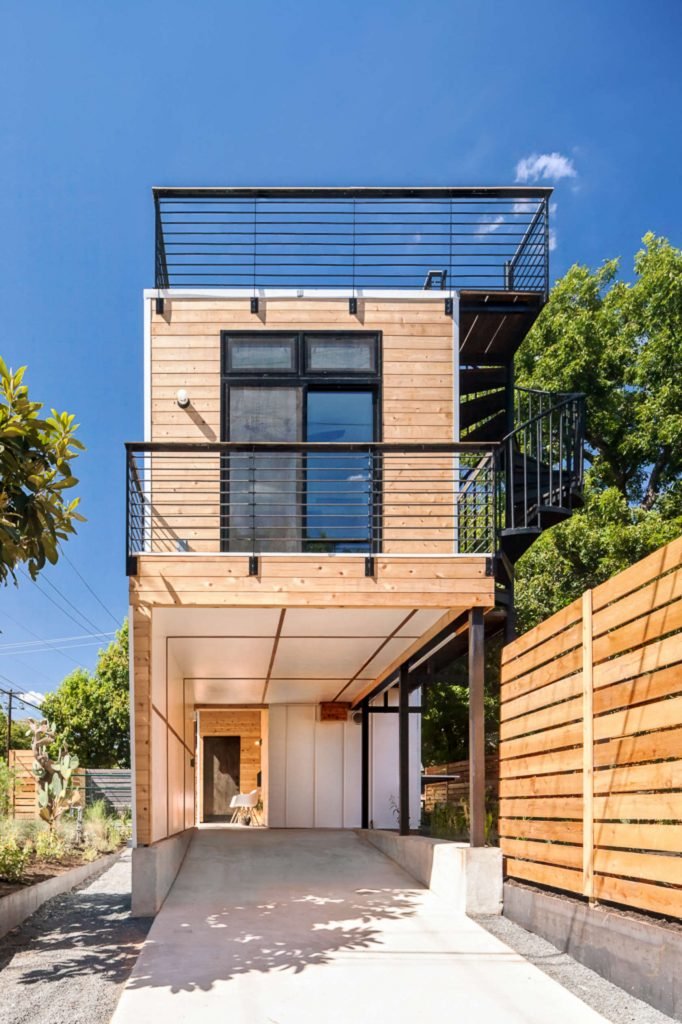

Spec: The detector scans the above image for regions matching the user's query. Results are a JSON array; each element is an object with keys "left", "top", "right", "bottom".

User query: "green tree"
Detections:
[
  {"left": 514, "top": 234, "right": 682, "bottom": 631},
  {"left": 422, "top": 635, "right": 502, "bottom": 765},
  {"left": 41, "top": 622, "right": 129, "bottom": 768},
  {"left": 0, "top": 360, "right": 84, "bottom": 584},
  {"left": 0, "top": 710, "right": 32, "bottom": 751}
]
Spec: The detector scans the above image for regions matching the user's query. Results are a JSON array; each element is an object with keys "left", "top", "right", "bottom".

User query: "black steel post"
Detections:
[
  {"left": 399, "top": 664, "right": 410, "bottom": 836},
  {"left": 361, "top": 702, "right": 369, "bottom": 829},
  {"left": 468, "top": 608, "right": 486, "bottom": 847}
]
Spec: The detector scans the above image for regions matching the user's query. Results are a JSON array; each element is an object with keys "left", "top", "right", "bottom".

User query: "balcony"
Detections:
[
  {"left": 126, "top": 442, "right": 497, "bottom": 573},
  {"left": 153, "top": 186, "right": 551, "bottom": 297}
]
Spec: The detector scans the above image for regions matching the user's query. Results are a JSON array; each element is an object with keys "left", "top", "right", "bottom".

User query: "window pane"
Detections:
[
  {"left": 228, "top": 387, "right": 301, "bottom": 552},
  {"left": 228, "top": 337, "right": 295, "bottom": 372},
  {"left": 306, "top": 336, "right": 375, "bottom": 372},
  {"left": 306, "top": 391, "right": 374, "bottom": 552}
]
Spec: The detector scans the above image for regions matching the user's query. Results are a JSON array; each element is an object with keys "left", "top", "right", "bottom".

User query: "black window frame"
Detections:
[{"left": 220, "top": 330, "right": 383, "bottom": 554}]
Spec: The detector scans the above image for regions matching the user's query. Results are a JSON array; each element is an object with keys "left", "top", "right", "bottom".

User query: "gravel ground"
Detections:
[
  {"left": 0, "top": 850, "right": 150, "bottom": 1024},
  {"left": 476, "top": 914, "right": 676, "bottom": 1024}
]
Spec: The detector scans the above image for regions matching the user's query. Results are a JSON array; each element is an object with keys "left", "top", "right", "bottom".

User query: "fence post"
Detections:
[{"left": 582, "top": 589, "right": 594, "bottom": 902}]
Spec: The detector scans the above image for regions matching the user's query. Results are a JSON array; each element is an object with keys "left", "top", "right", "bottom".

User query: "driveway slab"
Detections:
[{"left": 112, "top": 829, "right": 609, "bottom": 1024}]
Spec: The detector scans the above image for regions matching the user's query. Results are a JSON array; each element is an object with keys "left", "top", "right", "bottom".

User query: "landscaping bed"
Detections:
[{"left": 0, "top": 801, "right": 132, "bottom": 895}]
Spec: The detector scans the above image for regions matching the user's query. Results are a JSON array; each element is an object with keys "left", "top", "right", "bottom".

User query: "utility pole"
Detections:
[{"left": 6, "top": 689, "right": 13, "bottom": 763}]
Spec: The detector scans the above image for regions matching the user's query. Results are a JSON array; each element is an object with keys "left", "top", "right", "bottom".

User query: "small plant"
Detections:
[
  {"left": 81, "top": 845, "right": 99, "bottom": 863},
  {"left": 28, "top": 719, "right": 81, "bottom": 829},
  {"left": 34, "top": 828, "right": 67, "bottom": 863},
  {"left": 0, "top": 759, "right": 17, "bottom": 816},
  {"left": 0, "top": 835, "right": 30, "bottom": 882}
]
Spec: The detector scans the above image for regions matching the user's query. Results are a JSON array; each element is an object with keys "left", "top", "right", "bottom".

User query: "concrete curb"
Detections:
[
  {"left": 504, "top": 881, "right": 682, "bottom": 1021},
  {"left": 359, "top": 829, "right": 503, "bottom": 915},
  {"left": 0, "top": 848, "right": 124, "bottom": 939}
]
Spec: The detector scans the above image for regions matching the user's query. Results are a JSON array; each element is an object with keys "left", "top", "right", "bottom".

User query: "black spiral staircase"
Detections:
[{"left": 461, "top": 360, "right": 585, "bottom": 580}]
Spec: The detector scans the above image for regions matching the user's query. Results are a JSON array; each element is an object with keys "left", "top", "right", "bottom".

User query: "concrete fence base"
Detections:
[
  {"left": 131, "top": 828, "right": 195, "bottom": 917},
  {"left": 0, "top": 849, "right": 123, "bottom": 939},
  {"left": 504, "top": 881, "right": 682, "bottom": 1021},
  {"left": 360, "top": 830, "right": 502, "bottom": 915}
]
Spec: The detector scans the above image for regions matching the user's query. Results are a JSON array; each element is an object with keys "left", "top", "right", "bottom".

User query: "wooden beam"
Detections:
[
  {"left": 582, "top": 589, "right": 595, "bottom": 902},
  {"left": 468, "top": 607, "right": 486, "bottom": 847},
  {"left": 399, "top": 664, "right": 410, "bottom": 836}
]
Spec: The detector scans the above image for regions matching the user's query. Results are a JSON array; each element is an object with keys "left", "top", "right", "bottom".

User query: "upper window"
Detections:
[{"left": 223, "top": 332, "right": 379, "bottom": 379}]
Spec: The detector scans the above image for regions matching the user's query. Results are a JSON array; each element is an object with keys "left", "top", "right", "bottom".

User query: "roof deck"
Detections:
[{"left": 153, "top": 186, "right": 551, "bottom": 298}]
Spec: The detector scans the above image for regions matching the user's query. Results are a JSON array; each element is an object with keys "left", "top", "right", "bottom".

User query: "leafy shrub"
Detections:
[
  {"left": 82, "top": 846, "right": 99, "bottom": 863},
  {"left": 0, "top": 836, "right": 30, "bottom": 882},
  {"left": 34, "top": 829, "right": 67, "bottom": 862}
]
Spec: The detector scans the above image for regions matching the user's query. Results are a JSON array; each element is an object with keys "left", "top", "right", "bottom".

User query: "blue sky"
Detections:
[{"left": 1, "top": 0, "right": 681, "bottom": 706}]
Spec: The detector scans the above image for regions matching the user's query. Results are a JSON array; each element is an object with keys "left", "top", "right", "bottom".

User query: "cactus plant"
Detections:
[{"left": 28, "top": 719, "right": 81, "bottom": 829}]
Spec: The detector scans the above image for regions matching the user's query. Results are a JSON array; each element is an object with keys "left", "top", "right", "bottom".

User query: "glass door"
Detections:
[{"left": 305, "top": 391, "right": 375, "bottom": 552}]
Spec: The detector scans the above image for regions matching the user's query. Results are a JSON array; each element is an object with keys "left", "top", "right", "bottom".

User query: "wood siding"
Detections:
[
  {"left": 150, "top": 297, "right": 454, "bottom": 444},
  {"left": 499, "top": 538, "right": 682, "bottom": 920}
]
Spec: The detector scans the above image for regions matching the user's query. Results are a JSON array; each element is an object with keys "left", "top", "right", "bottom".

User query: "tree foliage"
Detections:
[
  {"left": 0, "top": 710, "right": 32, "bottom": 751},
  {"left": 41, "top": 622, "right": 130, "bottom": 768},
  {"left": 0, "top": 360, "right": 84, "bottom": 584},
  {"left": 515, "top": 234, "right": 682, "bottom": 631}
]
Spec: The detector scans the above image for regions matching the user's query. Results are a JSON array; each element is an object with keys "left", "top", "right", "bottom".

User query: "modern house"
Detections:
[{"left": 126, "top": 187, "right": 585, "bottom": 912}]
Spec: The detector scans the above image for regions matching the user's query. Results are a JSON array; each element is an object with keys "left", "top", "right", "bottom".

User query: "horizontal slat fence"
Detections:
[
  {"left": 423, "top": 756, "right": 499, "bottom": 812},
  {"left": 7, "top": 756, "right": 130, "bottom": 819},
  {"left": 499, "top": 537, "right": 682, "bottom": 919}
]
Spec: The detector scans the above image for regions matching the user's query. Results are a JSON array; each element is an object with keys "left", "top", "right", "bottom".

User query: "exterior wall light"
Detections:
[{"left": 176, "top": 389, "right": 190, "bottom": 408}]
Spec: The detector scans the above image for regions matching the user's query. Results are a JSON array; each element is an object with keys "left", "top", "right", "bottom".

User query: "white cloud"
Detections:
[
  {"left": 549, "top": 230, "right": 558, "bottom": 252},
  {"left": 475, "top": 214, "right": 504, "bottom": 235},
  {"left": 346, "top": 473, "right": 369, "bottom": 482},
  {"left": 515, "top": 152, "right": 577, "bottom": 183},
  {"left": 20, "top": 690, "right": 44, "bottom": 708}
]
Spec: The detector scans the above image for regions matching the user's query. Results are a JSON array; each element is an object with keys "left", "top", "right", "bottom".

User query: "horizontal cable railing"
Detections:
[
  {"left": 126, "top": 442, "right": 497, "bottom": 565},
  {"left": 153, "top": 187, "right": 551, "bottom": 296}
]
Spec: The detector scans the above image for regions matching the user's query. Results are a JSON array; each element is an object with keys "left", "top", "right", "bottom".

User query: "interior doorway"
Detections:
[{"left": 203, "top": 736, "right": 241, "bottom": 821}]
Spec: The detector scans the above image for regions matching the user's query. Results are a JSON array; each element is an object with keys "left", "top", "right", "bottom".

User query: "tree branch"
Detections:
[{"left": 641, "top": 447, "right": 670, "bottom": 511}]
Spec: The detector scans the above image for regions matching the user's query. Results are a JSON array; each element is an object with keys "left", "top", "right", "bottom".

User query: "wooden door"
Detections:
[{"left": 203, "top": 736, "right": 240, "bottom": 821}]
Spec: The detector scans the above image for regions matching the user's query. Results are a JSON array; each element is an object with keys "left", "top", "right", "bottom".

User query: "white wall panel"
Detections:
[
  {"left": 343, "top": 717, "right": 362, "bottom": 827},
  {"left": 168, "top": 733, "right": 185, "bottom": 836},
  {"left": 314, "top": 720, "right": 344, "bottom": 827},
  {"left": 267, "top": 705, "right": 287, "bottom": 827},
  {"left": 284, "top": 706, "right": 315, "bottom": 827}
]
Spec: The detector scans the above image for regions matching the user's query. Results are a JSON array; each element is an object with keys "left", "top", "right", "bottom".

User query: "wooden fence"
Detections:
[
  {"left": 499, "top": 537, "right": 682, "bottom": 919},
  {"left": 423, "top": 756, "right": 499, "bottom": 812},
  {"left": 7, "top": 753, "right": 131, "bottom": 819}
]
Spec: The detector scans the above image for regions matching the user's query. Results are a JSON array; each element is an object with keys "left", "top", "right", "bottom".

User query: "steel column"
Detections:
[
  {"left": 361, "top": 702, "right": 369, "bottom": 830},
  {"left": 399, "top": 664, "right": 410, "bottom": 836},
  {"left": 468, "top": 608, "right": 486, "bottom": 847}
]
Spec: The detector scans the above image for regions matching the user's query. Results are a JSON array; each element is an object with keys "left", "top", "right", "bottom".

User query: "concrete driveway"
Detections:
[{"left": 111, "top": 829, "right": 608, "bottom": 1024}]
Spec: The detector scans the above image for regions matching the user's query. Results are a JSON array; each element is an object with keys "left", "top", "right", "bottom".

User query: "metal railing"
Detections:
[
  {"left": 126, "top": 442, "right": 497, "bottom": 567},
  {"left": 499, "top": 388, "right": 586, "bottom": 531},
  {"left": 153, "top": 187, "right": 551, "bottom": 296}
]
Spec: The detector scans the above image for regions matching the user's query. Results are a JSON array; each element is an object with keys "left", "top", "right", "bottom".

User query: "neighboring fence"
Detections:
[
  {"left": 499, "top": 537, "right": 682, "bottom": 919},
  {"left": 83, "top": 770, "right": 132, "bottom": 812},
  {"left": 423, "top": 756, "right": 499, "bottom": 812},
  {"left": 6, "top": 755, "right": 131, "bottom": 819}
]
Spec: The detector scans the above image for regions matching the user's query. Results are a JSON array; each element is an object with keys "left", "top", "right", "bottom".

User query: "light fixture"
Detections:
[
  {"left": 176, "top": 388, "right": 190, "bottom": 408},
  {"left": 254, "top": 738, "right": 263, "bottom": 747}
]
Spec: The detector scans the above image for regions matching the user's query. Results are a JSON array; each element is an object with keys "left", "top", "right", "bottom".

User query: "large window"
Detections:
[{"left": 222, "top": 332, "right": 380, "bottom": 553}]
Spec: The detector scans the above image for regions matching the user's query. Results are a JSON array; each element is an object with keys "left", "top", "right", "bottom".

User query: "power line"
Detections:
[
  {"left": 0, "top": 685, "right": 44, "bottom": 714},
  {"left": 23, "top": 572, "right": 103, "bottom": 635},
  {"left": 39, "top": 573, "right": 106, "bottom": 634},
  {"left": 0, "top": 630, "right": 115, "bottom": 653},
  {"left": 0, "top": 608, "right": 84, "bottom": 668},
  {"left": 0, "top": 639, "right": 114, "bottom": 657},
  {"left": 61, "top": 550, "right": 121, "bottom": 628}
]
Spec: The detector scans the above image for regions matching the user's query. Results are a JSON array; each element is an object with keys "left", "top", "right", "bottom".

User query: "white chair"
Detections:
[{"left": 229, "top": 789, "right": 261, "bottom": 826}]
